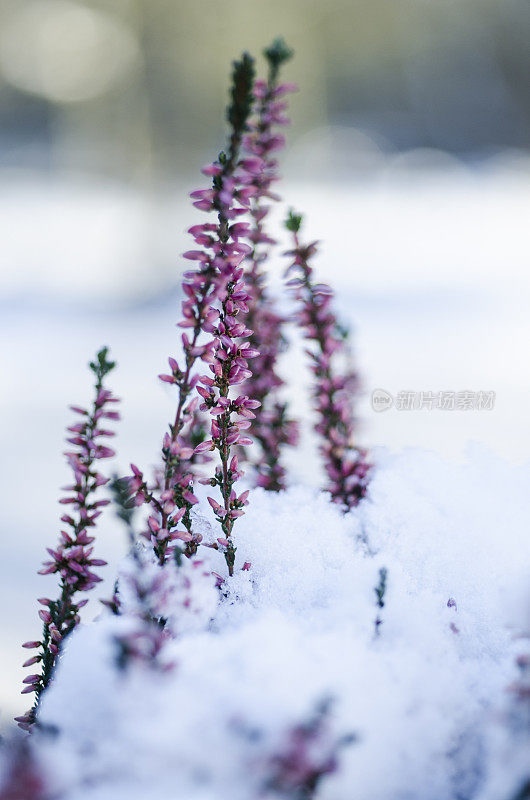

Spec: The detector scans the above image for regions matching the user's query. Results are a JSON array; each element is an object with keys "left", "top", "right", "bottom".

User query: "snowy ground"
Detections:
[
  {"left": 4, "top": 451, "right": 530, "bottom": 799},
  {"left": 0, "top": 158, "right": 529, "bottom": 789}
]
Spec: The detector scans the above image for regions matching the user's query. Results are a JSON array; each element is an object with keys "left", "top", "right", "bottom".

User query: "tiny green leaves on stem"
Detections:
[
  {"left": 374, "top": 567, "right": 388, "bottom": 636},
  {"left": 110, "top": 475, "right": 136, "bottom": 532},
  {"left": 374, "top": 567, "right": 387, "bottom": 609},
  {"left": 227, "top": 52, "right": 256, "bottom": 145},
  {"left": 89, "top": 346, "right": 116, "bottom": 383},
  {"left": 285, "top": 209, "right": 303, "bottom": 234},
  {"left": 264, "top": 36, "right": 294, "bottom": 83}
]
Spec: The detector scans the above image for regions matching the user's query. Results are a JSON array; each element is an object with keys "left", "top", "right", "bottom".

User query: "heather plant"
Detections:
[
  {"left": 190, "top": 55, "right": 264, "bottom": 576},
  {"left": 263, "top": 701, "right": 355, "bottom": 799},
  {"left": 501, "top": 638, "right": 530, "bottom": 800},
  {"left": 106, "top": 477, "right": 168, "bottom": 665},
  {"left": 8, "top": 39, "right": 382, "bottom": 800},
  {"left": 0, "top": 740, "right": 49, "bottom": 800},
  {"left": 105, "top": 477, "right": 216, "bottom": 670},
  {"left": 284, "top": 211, "right": 370, "bottom": 509},
  {"left": 511, "top": 652, "right": 530, "bottom": 721},
  {"left": 128, "top": 52, "right": 262, "bottom": 576},
  {"left": 111, "top": 562, "right": 178, "bottom": 673},
  {"left": 16, "top": 348, "right": 119, "bottom": 730},
  {"left": 241, "top": 37, "right": 299, "bottom": 491}
]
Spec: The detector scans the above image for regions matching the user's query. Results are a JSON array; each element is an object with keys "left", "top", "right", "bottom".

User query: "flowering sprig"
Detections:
[
  {"left": 263, "top": 700, "right": 355, "bottom": 798},
  {"left": 0, "top": 740, "right": 50, "bottom": 799},
  {"left": 196, "top": 332, "right": 260, "bottom": 576},
  {"left": 284, "top": 212, "right": 370, "bottom": 509},
  {"left": 127, "top": 54, "right": 258, "bottom": 569},
  {"left": 106, "top": 477, "right": 216, "bottom": 671},
  {"left": 509, "top": 652, "right": 530, "bottom": 712},
  {"left": 16, "top": 347, "right": 119, "bottom": 730},
  {"left": 181, "top": 52, "right": 265, "bottom": 576},
  {"left": 241, "top": 38, "right": 299, "bottom": 491},
  {"left": 112, "top": 543, "right": 216, "bottom": 671},
  {"left": 104, "top": 477, "right": 173, "bottom": 672},
  {"left": 195, "top": 201, "right": 261, "bottom": 572}
]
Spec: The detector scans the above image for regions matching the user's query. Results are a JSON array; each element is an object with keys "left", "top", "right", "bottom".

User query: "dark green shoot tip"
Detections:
[
  {"left": 375, "top": 567, "right": 387, "bottom": 609},
  {"left": 264, "top": 37, "right": 294, "bottom": 68},
  {"left": 285, "top": 209, "right": 303, "bottom": 234},
  {"left": 110, "top": 475, "right": 135, "bottom": 529},
  {"left": 335, "top": 321, "right": 351, "bottom": 343},
  {"left": 374, "top": 567, "right": 387, "bottom": 636},
  {"left": 89, "top": 347, "right": 116, "bottom": 384},
  {"left": 174, "top": 546, "right": 184, "bottom": 568},
  {"left": 264, "top": 37, "right": 293, "bottom": 86},
  {"left": 227, "top": 52, "right": 256, "bottom": 136}
]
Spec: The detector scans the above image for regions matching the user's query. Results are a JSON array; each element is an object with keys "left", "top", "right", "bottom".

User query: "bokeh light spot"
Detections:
[{"left": 0, "top": 0, "right": 140, "bottom": 103}]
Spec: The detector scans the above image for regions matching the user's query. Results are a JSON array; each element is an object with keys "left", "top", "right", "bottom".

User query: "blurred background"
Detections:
[{"left": 0, "top": 0, "right": 529, "bottom": 725}]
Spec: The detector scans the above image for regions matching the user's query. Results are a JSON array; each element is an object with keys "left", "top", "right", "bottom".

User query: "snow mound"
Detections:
[{"left": 7, "top": 448, "right": 530, "bottom": 799}]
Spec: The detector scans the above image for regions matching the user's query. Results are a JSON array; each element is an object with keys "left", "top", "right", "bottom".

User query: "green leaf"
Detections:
[{"left": 285, "top": 209, "right": 303, "bottom": 233}]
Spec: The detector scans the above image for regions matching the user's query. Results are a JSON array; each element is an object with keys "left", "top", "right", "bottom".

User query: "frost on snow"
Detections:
[{"left": 3, "top": 447, "right": 530, "bottom": 800}]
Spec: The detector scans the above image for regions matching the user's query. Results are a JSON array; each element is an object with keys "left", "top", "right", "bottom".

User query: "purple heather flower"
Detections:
[
  {"left": 284, "top": 212, "right": 370, "bottom": 509},
  {"left": 263, "top": 700, "right": 353, "bottom": 797},
  {"left": 197, "top": 287, "right": 262, "bottom": 573},
  {"left": 240, "top": 40, "right": 299, "bottom": 492},
  {"left": 0, "top": 739, "right": 50, "bottom": 796},
  {"left": 508, "top": 650, "right": 530, "bottom": 711},
  {"left": 17, "top": 347, "right": 119, "bottom": 730},
  {"left": 107, "top": 476, "right": 218, "bottom": 673},
  {"left": 112, "top": 548, "right": 175, "bottom": 674},
  {"left": 127, "top": 54, "right": 257, "bottom": 572},
  {"left": 174, "top": 55, "right": 261, "bottom": 575}
]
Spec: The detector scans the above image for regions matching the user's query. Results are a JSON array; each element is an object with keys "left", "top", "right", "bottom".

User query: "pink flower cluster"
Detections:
[
  {"left": 12, "top": 53, "right": 372, "bottom": 800},
  {"left": 105, "top": 476, "right": 217, "bottom": 671},
  {"left": 113, "top": 549, "right": 174, "bottom": 674},
  {"left": 0, "top": 740, "right": 49, "bottom": 800},
  {"left": 16, "top": 348, "right": 118, "bottom": 730},
  {"left": 241, "top": 46, "right": 299, "bottom": 491},
  {"left": 127, "top": 458, "right": 200, "bottom": 565},
  {"left": 508, "top": 650, "right": 530, "bottom": 720},
  {"left": 192, "top": 234, "right": 261, "bottom": 573},
  {"left": 127, "top": 54, "right": 258, "bottom": 573},
  {"left": 186, "top": 150, "right": 268, "bottom": 575},
  {"left": 264, "top": 701, "right": 352, "bottom": 798},
  {"left": 103, "top": 476, "right": 175, "bottom": 670},
  {"left": 241, "top": 302, "right": 299, "bottom": 492},
  {"left": 284, "top": 213, "right": 370, "bottom": 509}
]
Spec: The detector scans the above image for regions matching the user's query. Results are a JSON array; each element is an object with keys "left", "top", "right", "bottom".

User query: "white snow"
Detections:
[
  {"left": 0, "top": 160, "right": 529, "bottom": 797},
  {"left": 10, "top": 447, "right": 527, "bottom": 800}
]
